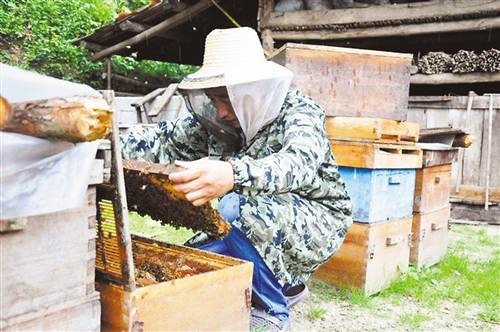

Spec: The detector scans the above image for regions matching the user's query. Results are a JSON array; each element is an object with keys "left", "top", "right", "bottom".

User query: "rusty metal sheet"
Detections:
[{"left": 271, "top": 43, "right": 412, "bottom": 120}]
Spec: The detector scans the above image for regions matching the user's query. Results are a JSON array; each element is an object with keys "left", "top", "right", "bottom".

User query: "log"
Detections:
[
  {"left": 452, "top": 134, "right": 475, "bottom": 148},
  {"left": 0, "top": 96, "right": 112, "bottom": 142},
  {"left": 0, "top": 96, "right": 11, "bottom": 128}
]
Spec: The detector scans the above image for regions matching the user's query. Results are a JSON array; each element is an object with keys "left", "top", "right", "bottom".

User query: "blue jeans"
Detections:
[{"left": 195, "top": 193, "right": 289, "bottom": 321}]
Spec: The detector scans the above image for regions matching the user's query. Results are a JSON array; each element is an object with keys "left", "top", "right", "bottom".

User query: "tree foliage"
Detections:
[{"left": 0, "top": 0, "right": 196, "bottom": 89}]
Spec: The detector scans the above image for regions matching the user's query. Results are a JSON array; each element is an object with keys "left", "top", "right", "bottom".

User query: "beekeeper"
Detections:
[{"left": 121, "top": 27, "right": 352, "bottom": 332}]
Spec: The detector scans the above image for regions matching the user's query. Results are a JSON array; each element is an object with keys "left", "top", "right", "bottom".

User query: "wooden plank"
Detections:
[
  {"left": 451, "top": 185, "right": 500, "bottom": 204},
  {"left": 147, "top": 83, "right": 178, "bottom": 117},
  {"left": 414, "top": 164, "right": 452, "bottom": 213},
  {"left": 2, "top": 294, "right": 100, "bottom": 331},
  {"left": 92, "top": 0, "right": 218, "bottom": 60},
  {"left": 269, "top": 17, "right": 500, "bottom": 40},
  {"left": 314, "top": 217, "right": 411, "bottom": 295},
  {"left": 410, "top": 206, "right": 450, "bottom": 268},
  {"left": 365, "top": 217, "right": 411, "bottom": 295},
  {"left": 313, "top": 223, "right": 369, "bottom": 289},
  {"left": 0, "top": 193, "right": 97, "bottom": 321},
  {"left": 406, "top": 108, "right": 427, "bottom": 128},
  {"left": 410, "top": 95, "right": 500, "bottom": 110},
  {"left": 411, "top": 72, "right": 500, "bottom": 85},
  {"left": 425, "top": 109, "right": 451, "bottom": 128},
  {"left": 263, "top": 0, "right": 500, "bottom": 28},
  {"left": 89, "top": 159, "right": 104, "bottom": 185},
  {"left": 331, "top": 141, "right": 422, "bottom": 169},
  {"left": 270, "top": 43, "right": 411, "bottom": 120},
  {"left": 101, "top": 90, "right": 136, "bottom": 291},
  {"left": 451, "top": 202, "right": 500, "bottom": 223},
  {"left": 325, "top": 117, "right": 419, "bottom": 143},
  {"left": 421, "top": 149, "right": 458, "bottom": 167},
  {"left": 462, "top": 109, "right": 484, "bottom": 185}
]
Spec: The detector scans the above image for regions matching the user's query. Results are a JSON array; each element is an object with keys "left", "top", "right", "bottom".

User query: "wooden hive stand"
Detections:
[{"left": 325, "top": 116, "right": 420, "bottom": 144}]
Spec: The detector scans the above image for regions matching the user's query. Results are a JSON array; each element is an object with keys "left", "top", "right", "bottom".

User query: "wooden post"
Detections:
[
  {"left": 483, "top": 94, "right": 496, "bottom": 210},
  {"left": 101, "top": 90, "right": 136, "bottom": 291},
  {"left": 261, "top": 29, "right": 275, "bottom": 58},
  {"left": 106, "top": 58, "right": 112, "bottom": 90},
  {"left": 455, "top": 91, "right": 474, "bottom": 193}
]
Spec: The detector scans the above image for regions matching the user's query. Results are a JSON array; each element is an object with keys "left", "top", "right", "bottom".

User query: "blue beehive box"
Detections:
[{"left": 339, "top": 167, "right": 416, "bottom": 223}]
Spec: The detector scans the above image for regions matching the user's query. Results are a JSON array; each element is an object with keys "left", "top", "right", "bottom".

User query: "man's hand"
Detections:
[{"left": 170, "top": 159, "right": 234, "bottom": 206}]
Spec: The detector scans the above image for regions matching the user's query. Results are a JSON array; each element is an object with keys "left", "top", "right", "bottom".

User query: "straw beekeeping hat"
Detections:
[{"left": 179, "top": 27, "right": 289, "bottom": 90}]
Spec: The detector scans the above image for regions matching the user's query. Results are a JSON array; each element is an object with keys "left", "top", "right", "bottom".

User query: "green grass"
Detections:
[
  {"left": 398, "top": 312, "right": 430, "bottom": 330},
  {"left": 380, "top": 225, "right": 500, "bottom": 323},
  {"left": 128, "top": 212, "right": 194, "bottom": 245},
  {"left": 311, "top": 280, "right": 372, "bottom": 308},
  {"left": 308, "top": 306, "right": 327, "bottom": 320}
]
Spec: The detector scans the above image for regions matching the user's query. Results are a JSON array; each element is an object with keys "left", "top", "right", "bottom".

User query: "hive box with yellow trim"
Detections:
[{"left": 314, "top": 217, "right": 412, "bottom": 295}]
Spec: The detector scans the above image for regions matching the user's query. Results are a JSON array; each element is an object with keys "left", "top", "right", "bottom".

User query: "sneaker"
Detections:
[
  {"left": 250, "top": 308, "right": 290, "bottom": 332},
  {"left": 284, "top": 283, "right": 309, "bottom": 308}
]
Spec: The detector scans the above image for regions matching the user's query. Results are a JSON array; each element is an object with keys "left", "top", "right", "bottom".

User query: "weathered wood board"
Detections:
[
  {"left": 414, "top": 164, "right": 452, "bottom": 213},
  {"left": 0, "top": 188, "right": 98, "bottom": 322},
  {"left": 1, "top": 295, "right": 100, "bottom": 332},
  {"left": 270, "top": 43, "right": 411, "bottom": 120},
  {"left": 411, "top": 206, "right": 450, "bottom": 268},
  {"left": 97, "top": 237, "right": 253, "bottom": 332},
  {"left": 421, "top": 148, "right": 458, "bottom": 168},
  {"left": 408, "top": 95, "right": 500, "bottom": 194},
  {"left": 314, "top": 217, "right": 412, "bottom": 295},
  {"left": 325, "top": 117, "right": 419, "bottom": 144},
  {"left": 332, "top": 140, "right": 422, "bottom": 169}
]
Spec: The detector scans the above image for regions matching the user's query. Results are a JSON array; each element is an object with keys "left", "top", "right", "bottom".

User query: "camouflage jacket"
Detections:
[{"left": 121, "top": 90, "right": 352, "bottom": 287}]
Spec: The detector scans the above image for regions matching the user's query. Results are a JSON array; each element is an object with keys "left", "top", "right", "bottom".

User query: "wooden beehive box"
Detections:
[
  {"left": 411, "top": 205, "right": 450, "bottom": 268},
  {"left": 270, "top": 43, "right": 412, "bottom": 120},
  {"left": 97, "top": 236, "right": 252, "bottom": 332},
  {"left": 414, "top": 164, "right": 452, "bottom": 213},
  {"left": 331, "top": 141, "right": 422, "bottom": 169},
  {"left": 338, "top": 167, "right": 416, "bottom": 223},
  {"left": 0, "top": 145, "right": 108, "bottom": 331},
  {"left": 95, "top": 158, "right": 252, "bottom": 331},
  {"left": 325, "top": 117, "right": 419, "bottom": 144},
  {"left": 314, "top": 217, "right": 412, "bottom": 295}
]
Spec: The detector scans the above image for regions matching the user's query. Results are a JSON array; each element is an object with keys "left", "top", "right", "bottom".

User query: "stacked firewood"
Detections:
[
  {"left": 417, "top": 48, "right": 500, "bottom": 75},
  {"left": 417, "top": 52, "right": 454, "bottom": 75},
  {"left": 452, "top": 50, "right": 479, "bottom": 73},
  {"left": 478, "top": 48, "right": 500, "bottom": 73}
]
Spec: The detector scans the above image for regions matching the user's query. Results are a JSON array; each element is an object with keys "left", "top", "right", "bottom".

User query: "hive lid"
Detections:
[{"left": 122, "top": 160, "right": 231, "bottom": 238}]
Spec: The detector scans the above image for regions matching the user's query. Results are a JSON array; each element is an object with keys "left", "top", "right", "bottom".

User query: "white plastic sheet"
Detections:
[
  {"left": 1, "top": 63, "right": 104, "bottom": 219},
  {"left": 0, "top": 132, "right": 100, "bottom": 219}
]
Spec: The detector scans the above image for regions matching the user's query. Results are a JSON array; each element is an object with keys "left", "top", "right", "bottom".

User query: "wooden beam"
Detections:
[
  {"left": 147, "top": 83, "right": 178, "bottom": 117},
  {"left": 79, "top": 40, "right": 105, "bottom": 52},
  {"left": 118, "top": 20, "right": 147, "bottom": 33},
  {"left": 118, "top": 20, "right": 199, "bottom": 42},
  {"left": 111, "top": 73, "right": 167, "bottom": 90},
  {"left": 93, "top": 0, "right": 217, "bottom": 60},
  {"left": 271, "top": 16, "right": 500, "bottom": 40},
  {"left": 410, "top": 72, "right": 500, "bottom": 85},
  {"left": 263, "top": 0, "right": 500, "bottom": 29}
]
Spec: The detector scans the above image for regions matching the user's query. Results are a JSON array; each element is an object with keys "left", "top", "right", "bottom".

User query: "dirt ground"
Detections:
[{"left": 289, "top": 223, "right": 500, "bottom": 332}]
